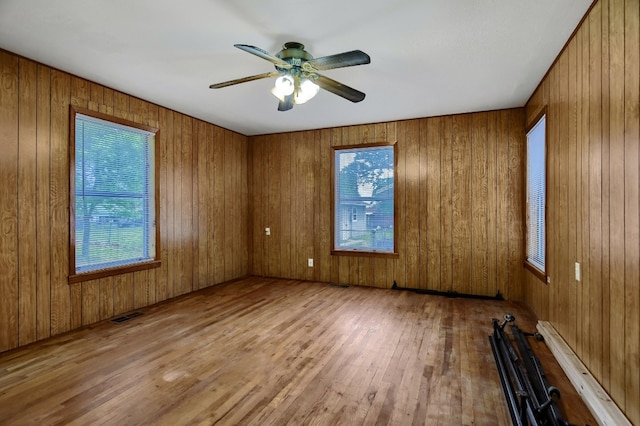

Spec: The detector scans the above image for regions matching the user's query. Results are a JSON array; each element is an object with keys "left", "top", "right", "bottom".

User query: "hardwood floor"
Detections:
[{"left": 0, "top": 277, "right": 595, "bottom": 425}]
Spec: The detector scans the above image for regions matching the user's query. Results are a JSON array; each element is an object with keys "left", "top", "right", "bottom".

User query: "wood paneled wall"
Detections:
[
  {"left": 248, "top": 110, "right": 525, "bottom": 299},
  {"left": 0, "top": 50, "right": 249, "bottom": 353},
  {"left": 523, "top": 0, "right": 639, "bottom": 423}
]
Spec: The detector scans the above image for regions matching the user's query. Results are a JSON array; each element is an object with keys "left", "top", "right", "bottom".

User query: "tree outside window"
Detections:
[
  {"left": 69, "top": 107, "right": 160, "bottom": 283},
  {"left": 333, "top": 144, "right": 396, "bottom": 254}
]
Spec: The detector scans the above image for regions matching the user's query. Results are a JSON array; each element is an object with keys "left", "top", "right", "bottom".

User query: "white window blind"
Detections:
[
  {"left": 334, "top": 145, "right": 394, "bottom": 253},
  {"left": 74, "top": 113, "right": 156, "bottom": 274},
  {"left": 526, "top": 115, "right": 546, "bottom": 272}
]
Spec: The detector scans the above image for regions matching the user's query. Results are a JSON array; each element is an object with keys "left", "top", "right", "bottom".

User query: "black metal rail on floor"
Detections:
[{"left": 489, "top": 314, "right": 574, "bottom": 426}]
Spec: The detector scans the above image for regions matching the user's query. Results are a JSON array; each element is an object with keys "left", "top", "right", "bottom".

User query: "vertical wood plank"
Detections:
[
  {"left": 417, "top": 119, "right": 428, "bottom": 289},
  {"left": 156, "top": 107, "right": 171, "bottom": 300},
  {"left": 205, "top": 126, "right": 217, "bottom": 283},
  {"left": 609, "top": 1, "right": 628, "bottom": 405},
  {"left": 82, "top": 279, "right": 100, "bottom": 325},
  {"left": 248, "top": 136, "right": 262, "bottom": 276},
  {"left": 192, "top": 120, "right": 201, "bottom": 285},
  {"left": 566, "top": 36, "right": 579, "bottom": 349},
  {"left": 507, "top": 110, "right": 524, "bottom": 301},
  {"left": 0, "top": 51, "right": 19, "bottom": 351},
  {"left": 223, "top": 130, "right": 234, "bottom": 281},
  {"left": 181, "top": 115, "right": 194, "bottom": 295},
  {"left": 426, "top": 117, "right": 442, "bottom": 291},
  {"left": 197, "top": 121, "right": 209, "bottom": 289},
  {"left": 35, "top": 63, "right": 52, "bottom": 339},
  {"left": 573, "top": 24, "right": 584, "bottom": 359},
  {"left": 486, "top": 112, "right": 498, "bottom": 296},
  {"left": 495, "top": 110, "right": 509, "bottom": 298},
  {"left": 18, "top": 58, "right": 38, "bottom": 345},
  {"left": 318, "top": 128, "right": 332, "bottom": 283},
  {"left": 302, "top": 131, "right": 316, "bottom": 282},
  {"left": 239, "top": 132, "right": 249, "bottom": 277},
  {"left": 173, "top": 111, "right": 184, "bottom": 294},
  {"left": 212, "top": 127, "right": 225, "bottom": 283},
  {"left": 405, "top": 120, "right": 420, "bottom": 288},
  {"left": 440, "top": 117, "right": 454, "bottom": 293},
  {"left": 623, "top": 0, "right": 640, "bottom": 418},
  {"left": 49, "top": 69, "right": 71, "bottom": 335},
  {"left": 599, "top": 0, "right": 611, "bottom": 392},
  {"left": 471, "top": 112, "right": 488, "bottom": 296},
  {"left": 99, "top": 276, "right": 114, "bottom": 320},
  {"left": 580, "top": 18, "right": 592, "bottom": 366},
  {"left": 266, "top": 134, "right": 281, "bottom": 278},
  {"left": 451, "top": 114, "right": 471, "bottom": 294},
  {"left": 588, "top": 3, "right": 604, "bottom": 381}
]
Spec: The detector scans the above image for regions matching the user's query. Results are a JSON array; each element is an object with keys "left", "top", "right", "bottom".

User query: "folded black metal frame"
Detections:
[{"left": 488, "top": 315, "right": 574, "bottom": 426}]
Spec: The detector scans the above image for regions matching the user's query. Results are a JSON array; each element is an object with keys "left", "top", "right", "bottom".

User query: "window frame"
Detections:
[
  {"left": 68, "top": 106, "right": 161, "bottom": 284},
  {"left": 524, "top": 110, "right": 547, "bottom": 282},
  {"left": 331, "top": 142, "right": 398, "bottom": 258}
]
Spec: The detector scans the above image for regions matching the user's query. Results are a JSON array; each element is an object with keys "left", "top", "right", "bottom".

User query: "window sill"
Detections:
[
  {"left": 69, "top": 259, "right": 161, "bottom": 284},
  {"left": 331, "top": 250, "right": 398, "bottom": 259},
  {"left": 524, "top": 260, "right": 546, "bottom": 283}
]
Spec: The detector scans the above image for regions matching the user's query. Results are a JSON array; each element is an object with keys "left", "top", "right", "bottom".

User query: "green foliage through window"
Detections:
[
  {"left": 334, "top": 145, "right": 395, "bottom": 253},
  {"left": 72, "top": 109, "right": 157, "bottom": 276}
]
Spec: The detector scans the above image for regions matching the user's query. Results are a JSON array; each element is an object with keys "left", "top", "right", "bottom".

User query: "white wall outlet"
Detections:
[
  {"left": 308, "top": 258, "right": 314, "bottom": 267},
  {"left": 265, "top": 227, "right": 271, "bottom": 236},
  {"left": 575, "top": 262, "right": 581, "bottom": 281}
]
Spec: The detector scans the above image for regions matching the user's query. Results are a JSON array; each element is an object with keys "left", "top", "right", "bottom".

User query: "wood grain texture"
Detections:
[
  {"left": 0, "top": 51, "right": 19, "bottom": 351},
  {"left": 18, "top": 58, "right": 38, "bottom": 346},
  {"left": 523, "top": 0, "right": 640, "bottom": 424},
  {"left": 35, "top": 63, "right": 52, "bottom": 340},
  {"left": 0, "top": 277, "right": 596, "bottom": 426},
  {"left": 0, "top": 51, "right": 248, "bottom": 354},
  {"left": 249, "top": 111, "right": 525, "bottom": 297},
  {"left": 623, "top": 0, "right": 639, "bottom": 420}
]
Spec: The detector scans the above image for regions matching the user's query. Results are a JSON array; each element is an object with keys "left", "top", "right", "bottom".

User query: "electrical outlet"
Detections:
[
  {"left": 265, "top": 227, "right": 270, "bottom": 236},
  {"left": 308, "top": 258, "right": 314, "bottom": 267},
  {"left": 575, "top": 262, "right": 581, "bottom": 281}
]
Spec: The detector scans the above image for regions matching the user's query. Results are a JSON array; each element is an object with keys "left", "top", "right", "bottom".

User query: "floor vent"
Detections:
[
  {"left": 111, "top": 311, "right": 144, "bottom": 324},
  {"left": 328, "top": 283, "right": 350, "bottom": 288}
]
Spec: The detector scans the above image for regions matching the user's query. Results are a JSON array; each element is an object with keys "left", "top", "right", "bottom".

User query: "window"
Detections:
[
  {"left": 333, "top": 143, "right": 396, "bottom": 255},
  {"left": 69, "top": 107, "right": 160, "bottom": 283},
  {"left": 525, "top": 113, "right": 546, "bottom": 276}
]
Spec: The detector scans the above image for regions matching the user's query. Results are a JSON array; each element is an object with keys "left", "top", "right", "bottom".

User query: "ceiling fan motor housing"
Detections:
[{"left": 276, "top": 42, "right": 313, "bottom": 69}]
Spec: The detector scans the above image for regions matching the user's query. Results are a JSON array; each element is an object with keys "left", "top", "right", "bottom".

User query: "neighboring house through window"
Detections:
[
  {"left": 69, "top": 107, "right": 160, "bottom": 283},
  {"left": 333, "top": 143, "right": 396, "bottom": 255}
]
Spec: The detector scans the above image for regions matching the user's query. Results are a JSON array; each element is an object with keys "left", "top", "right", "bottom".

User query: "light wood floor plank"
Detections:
[{"left": 0, "top": 277, "right": 595, "bottom": 425}]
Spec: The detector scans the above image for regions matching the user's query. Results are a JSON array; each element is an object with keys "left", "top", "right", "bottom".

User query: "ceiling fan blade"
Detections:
[
  {"left": 234, "top": 44, "right": 292, "bottom": 69},
  {"left": 306, "top": 50, "right": 370, "bottom": 71},
  {"left": 209, "top": 71, "right": 279, "bottom": 89},
  {"left": 315, "top": 75, "right": 366, "bottom": 103},
  {"left": 278, "top": 94, "right": 294, "bottom": 111}
]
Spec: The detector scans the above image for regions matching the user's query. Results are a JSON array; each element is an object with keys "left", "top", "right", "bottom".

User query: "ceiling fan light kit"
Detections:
[{"left": 210, "top": 42, "right": 370, "bottom": 111}]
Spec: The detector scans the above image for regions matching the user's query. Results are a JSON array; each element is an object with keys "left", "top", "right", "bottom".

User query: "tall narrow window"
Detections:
[
  {"left": 333, "top": 143, "right": 396, "bottom": 255},
  {"left": 69, "top": 107, "right": 160, "bottom": 283},
  {"left": 525, "top": 114, "right": 546, "bottom": 276}
]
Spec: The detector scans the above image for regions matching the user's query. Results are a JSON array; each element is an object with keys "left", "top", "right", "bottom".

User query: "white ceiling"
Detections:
[{"left": 0, "top": 0, "right": 592, "bottom": 136}]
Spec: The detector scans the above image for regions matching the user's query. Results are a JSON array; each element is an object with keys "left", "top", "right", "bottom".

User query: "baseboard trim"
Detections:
[{"left": 536, "top": 321, "right": 631, "bottom": 426}]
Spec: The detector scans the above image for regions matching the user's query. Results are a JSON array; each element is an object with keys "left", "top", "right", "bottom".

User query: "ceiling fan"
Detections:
[{"left": 209, "top": 42, "right": 371, "bottom": 111}]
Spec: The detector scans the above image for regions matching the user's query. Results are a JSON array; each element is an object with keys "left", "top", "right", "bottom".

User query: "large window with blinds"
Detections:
[
  {"left": 332, "top": 143, "right": 396, "bottom": 255},
  {"left": 69, "top": 107, "right": 160, "bottom": 283},
  {"left": 525, "top": 114, "right": 546, "bottom": 277}
]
